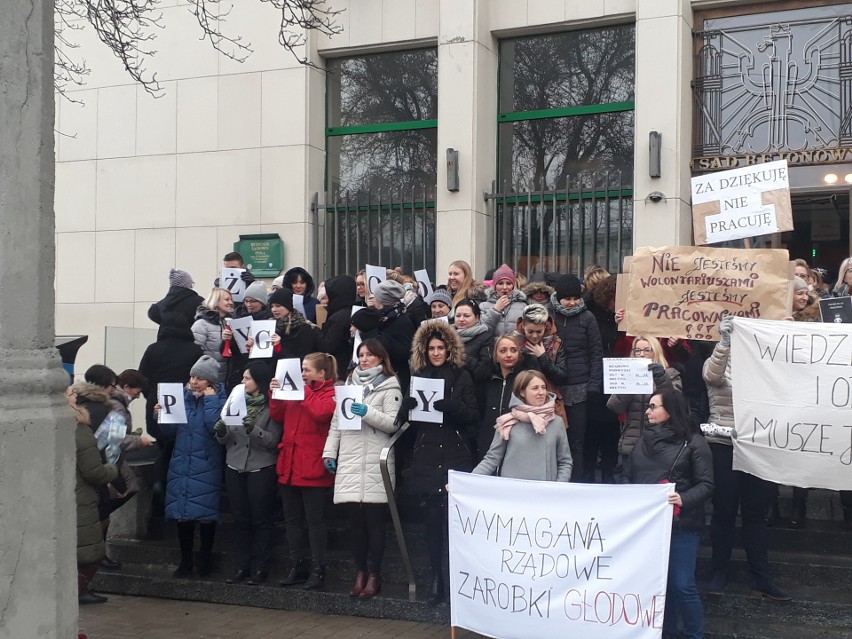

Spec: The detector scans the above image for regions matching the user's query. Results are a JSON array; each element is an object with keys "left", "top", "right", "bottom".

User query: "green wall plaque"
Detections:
[{"left": 233, "top": 234, "right": 284, "bottom": 277}]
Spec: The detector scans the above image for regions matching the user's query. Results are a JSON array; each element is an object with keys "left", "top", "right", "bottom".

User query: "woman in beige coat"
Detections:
[{"left": 323, "top": 338, "right": 402, "bottom": 599}]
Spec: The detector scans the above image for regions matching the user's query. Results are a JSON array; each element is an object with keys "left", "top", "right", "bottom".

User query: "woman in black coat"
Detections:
[
  {"left": 452, "top": 299, "right": 492, "bottom": 384},
  {"left": 223, "top": 281, "right": 274, "bottom": 392},
  {"left": 403, "top": 321, "right": 479, "bottom": 606},
  {"left": 321, "top": 275, "right": 357, "bottom": 380},
  {"left": 624, "top": 389, "right": 713, "bottom": 639},
  {"left": 475, "top": 334, "right": 534, "bottom": 462},
  {"left": 266, "top": 288, "right": 324, "bottom": 361}
]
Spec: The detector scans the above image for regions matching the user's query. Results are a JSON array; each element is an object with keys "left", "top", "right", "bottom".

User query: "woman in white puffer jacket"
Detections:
[{"left": 323, "top": 338, "right": 402, "bottom": 600}]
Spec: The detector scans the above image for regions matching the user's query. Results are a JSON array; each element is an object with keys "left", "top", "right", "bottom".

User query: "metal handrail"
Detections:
[{"left": 379, "top": 421, "right": 416, "bottom": 601}]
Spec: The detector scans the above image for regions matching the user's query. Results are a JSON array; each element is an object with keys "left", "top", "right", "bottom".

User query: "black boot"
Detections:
[
  {"left": 173, "top": 521, "right": 195, "bottom": 578},
  {"left": 280, "top": 558, "right": 311, "bottom": 586},
  {"left": 197, "top": 522, "right": 216, "bottom": 578},
  {"left": 302, "top": 564, "right": 326, "bottom": 590},
  {"left": 789, "top": 492, "right": 807, "bottom": 529},
  {"left": 427, "top": 572, "right": 445, "bottom": 606}
]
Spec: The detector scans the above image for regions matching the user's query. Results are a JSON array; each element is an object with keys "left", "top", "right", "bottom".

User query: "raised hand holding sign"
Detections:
[
  {"left": 409, "top": 376, "right": 445, "bottom": 424},
  {"left": 157, "top": 383, "right": 186, "bottom": 424},
  {"left": 335, "top": 385, "right": 364, "bottom": 430},
  {"left": 221, "top": 268, "right": 247, "bottom": 302}
]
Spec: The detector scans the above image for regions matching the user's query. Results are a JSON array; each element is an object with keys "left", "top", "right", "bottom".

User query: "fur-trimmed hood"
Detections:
[
  {"left": 793, "top": 296, "right": 822, "bottom": 322},
  {"left": 522, "top": 281, "right": 555, "bottom": 299},
  {"left": 410, "top": 320, "right": 466, "bottom": 372},
  {"left": 71, "top": 381, "right": 112, "bottom": 404}
]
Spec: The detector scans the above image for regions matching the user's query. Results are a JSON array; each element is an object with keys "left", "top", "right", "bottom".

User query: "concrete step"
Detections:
[{"left": 705, "top": 617, "right": 852, "bottom": 639}]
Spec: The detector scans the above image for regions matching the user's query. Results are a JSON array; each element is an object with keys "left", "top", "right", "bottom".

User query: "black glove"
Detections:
[
  {"left": 402, "top": 397, "right": 418, "bottom": 410},
  {"left": 240, "top": 271, "right": 256, "bottom": 285},
  {"left": 648, "top": 362, "right": 666, "bottom": 380},
  {"left": 433, "top": 399, "right": 460, "bottom": 414}
]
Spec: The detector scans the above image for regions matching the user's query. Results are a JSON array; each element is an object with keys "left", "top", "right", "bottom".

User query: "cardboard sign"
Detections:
[
  {"left": 221, "top": 384, "right": 247, "bottom": 426},
  {"left": 818, "top": 297, "right": 852, "bottom": 324},
  {"left": 228, "top": 316, "right": 253, "bottom": 354},
  {"left": 272, "top": 358, "right": 304, "bottom": 400},
  {"left": 335, "top": 385, "right": 364, "bottom": 430},
  {"left": 414, "top": 269, "right": 434, "bottom": 299},
  {"left": 409, "top": 376, "right": 445, "bottom": 424},
  {"left": 315, "top": 304, "right": 328, "bottom": 328},
  {"left": 730, "top": 317, "right": 852, "bottom": 490},
  {"left": 365, "top": 264, "right": 387, "bottom": 297},
  {"left": 293, "top": 293, "right": 306, "bottom": 317},
  {"left": 603, "top": 358, "right": 654, "bottom": 394},
  {"left": 691, "top": 159, "right": 793, "bottom": 245},
  {"left": 249, "top": 320, "right": 277, "bottom": 359},
  {"left": 622, "top": 245, "right": 791, "bottom": 341},
  {"left": 220, "top": 268, "right": 247, "bottom": 302},
  {"left": 449, "top": 471, "right": 672, "bottom": 639},
  {"left": 157, "top": 383, "right": 187, "bottom": 424}
]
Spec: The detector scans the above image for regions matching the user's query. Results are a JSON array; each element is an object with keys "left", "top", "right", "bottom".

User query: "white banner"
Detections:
[
  {"left": 335, "top": 385, "right": 363, "bottom": 430},
  {"left": 157, "top": 383, "right": 186, "bottom": 424},
  {"left": 409, "top": 376, "right": 444, "bottom": 424},
  {"left": 730, "top": 317, "right": 852, "bottom": 490},
  {"left": 365, "top": 264, "right": 387, "bottom": 297},
  {"left": 273, "top": 358, "right": 304, "bottom": 401},
  {"left": 221, "top": 384, "right": 247, "bottom": 426},
  {"left": 249, "top": 320, "right": 277, "bottom": 359},
  {"left": 220, "top": 268, "right": 247, "bottom": 302},
  {"left": 228, "top": 316, "right": 253, "bottom": 354},
  {"left": 603, "top": 358, "right": 653, "bottom": 394},
  {"left": 449, "top": 472, "right": 672, "bottom": 639}
]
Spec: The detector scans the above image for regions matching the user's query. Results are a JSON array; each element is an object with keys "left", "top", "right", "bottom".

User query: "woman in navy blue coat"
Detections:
[{"left": 157, "top": 355, "right": 227, "bottom": 578}]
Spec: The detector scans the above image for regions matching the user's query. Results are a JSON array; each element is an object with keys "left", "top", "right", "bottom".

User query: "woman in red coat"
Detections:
[{"left": 269, "top": 352, "right": 337, "bottom": 590}]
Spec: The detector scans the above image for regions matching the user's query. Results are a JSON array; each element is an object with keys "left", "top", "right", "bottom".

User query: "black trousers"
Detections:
[
  {"left": 709, "top": 443, "right": 775, "bottom": 586},
  {"left": 224, "top": 465, "right": 278, "bottom": 572},
  {"left": 566, "top": 401, "right": 587, "bottom": 482},
  {"left": 279, "top": 485, "right": 328, "bottom": 564},
  {"left": 346, "top": 502, "right": 388, "bottom": 573}
]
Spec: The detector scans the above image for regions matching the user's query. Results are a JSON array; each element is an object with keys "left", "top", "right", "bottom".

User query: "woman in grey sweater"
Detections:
[{"left": 473, "top": 370, "right": 572, "bottom": 482}]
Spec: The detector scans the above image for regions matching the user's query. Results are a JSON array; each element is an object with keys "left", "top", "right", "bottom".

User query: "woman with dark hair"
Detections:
[
  {"left": 321, "top": 275, "right": 357, "bottom": 379},
  {"left": 214, "top": 361, "right": 282, "bottom": 585},
  {"left": 473, "top": 370, "right": 572, "bottom": 481},
  {"left": 623, "top": 389, "right": 713, "bottom": 639},
  {"left": 404, "top": 321, "right": 480, "bottom": 605},
  {"left": 323, "top": 339, "right": 402, "bottom": 599},
  {"left": 282, "top": 266, "right": 320, "bottom": 323},
  {"left": 452, "top": 299, "right": 492, "bottom": 383}
]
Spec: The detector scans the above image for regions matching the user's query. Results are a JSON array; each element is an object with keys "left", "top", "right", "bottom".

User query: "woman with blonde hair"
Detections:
[
  {"left": 831, "top": 257, "right": 852, "bottom": 296},
  {"left": 446, "top": 260, "right": 485, "bottom": 310},
  {"left": 191, "top": 287, "right": 234, "bottom": 383},
  {"left": 606, "top": 335, "right": 682, "bottom": 469}
]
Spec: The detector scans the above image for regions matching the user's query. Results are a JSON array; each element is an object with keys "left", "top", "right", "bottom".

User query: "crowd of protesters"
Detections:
[{"left": 69, "top": 250, "right": 852, "bottom": 639}]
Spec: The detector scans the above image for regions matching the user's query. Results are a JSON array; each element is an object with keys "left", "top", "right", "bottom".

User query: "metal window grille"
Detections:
[{"left": 487, "top": 172, "right": 633, "bottom": 277}]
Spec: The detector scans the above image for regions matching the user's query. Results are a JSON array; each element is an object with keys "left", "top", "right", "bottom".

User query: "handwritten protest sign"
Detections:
[
  {"left": 449, "top": 472, "right": 672, "bottom": 639},
  {"left": 335, "top": 385, "right": 363, "bottom": 430},
  {"left": 730, "top": 317, "right": 852, "bottom": 490},
  {"left": 272, "top": 358, "right": 304, "bottom": 401},
  {"left": 603, "top": 359, "right": 653, "bottom": 394},
  {"left": 157, "top": 383, "right": 186, "bottom": 424},
  {"left": 691, "top": 159, "right": 793, "bottom": 245},
  {"left": 220, "top": 268, "right": 246, "bottom": 302},
  {"left": 221, "top": 384, "right": 247, "bottom": 426},
  {"left": 410, "top": 376, "right": 445, "bottom": 424},
  {"left": 622, "top": 246, "right": 791, "bottom": 341}
]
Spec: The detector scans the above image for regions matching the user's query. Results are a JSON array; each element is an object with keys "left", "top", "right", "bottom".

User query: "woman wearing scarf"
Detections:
[
  {"left": 479, "top": 264, "right": 528, "bottom": 336},
  {"left": 473, "top": 370, "right": 572, "bottom": 481},
  {"left": 214, "top": 361, "right": 282, "bottom": 585},
  {"left": 322, "top": 339, "right": 402, "bottom": 599},
  {"left": 266, "top": 288, "right": 323, "bottom": 361},
  {"left": 452, "top": 298, "right": 492, "bottom": 384},
  {"left": 370, "top": 280, "right": 416, "bottom": 391},
  {"left": 623, "top": 389, "right": 713, "bottom": 639},
  {"left": 550, "top": 274, "right": 603, "bottom": 481},
  {"left": 403, "top": 321, "right": 479, "bottom": 605}
]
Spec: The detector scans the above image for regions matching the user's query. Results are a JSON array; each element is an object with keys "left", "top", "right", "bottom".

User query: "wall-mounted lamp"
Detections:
[
  {"left": 646, "top": 191, "right": 666, "bottom": 203},
  {"left": 446, "top": 148, "right": 459, "bottom": 191},
  {"left": 649, "top": 131, "right": 662, "bottom": 178}
]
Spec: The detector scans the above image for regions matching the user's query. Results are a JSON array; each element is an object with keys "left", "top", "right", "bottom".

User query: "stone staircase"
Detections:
[{"left": 95, "top": 478, "right": 852, "bottom": 639}]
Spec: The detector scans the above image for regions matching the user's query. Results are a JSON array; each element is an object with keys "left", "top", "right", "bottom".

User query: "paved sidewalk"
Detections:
[{"left": 79, "top": 595, "right": 484, "bottom": 639}]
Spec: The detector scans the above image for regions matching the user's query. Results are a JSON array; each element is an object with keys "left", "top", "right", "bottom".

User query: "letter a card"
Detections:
[{"left": 273, "top": 358, "right": 305, "bottom": 400}]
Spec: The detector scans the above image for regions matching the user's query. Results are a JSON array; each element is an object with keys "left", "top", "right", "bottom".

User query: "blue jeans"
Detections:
[{"left": 665, "top": 530, "right": 704, "bottom": 639}]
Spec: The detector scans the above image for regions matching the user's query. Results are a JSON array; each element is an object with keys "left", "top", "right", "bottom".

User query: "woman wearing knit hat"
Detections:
[
  {"left": 155, "top": 355, "right": 227, "bottom": 579},
  {"left": 265, "top": 288, "right": 324, "bottom": 362},
  {"left": 479, "top": 264, "right": 528, "bottom": 336},
  {"left": 368, "top": 280, "right": 416, "bottom": 391},
  {"left": 550, "top": 274, "right": 604, "bottom": 482},
  {"left": 147, "top": 268, "right": 204, "bottom": 330},
  {"left": 425, "top": 289, "right": 452, "bottom": 319},
  {"left": 223, "top": 281, "right": 273, "bottom": 392}
]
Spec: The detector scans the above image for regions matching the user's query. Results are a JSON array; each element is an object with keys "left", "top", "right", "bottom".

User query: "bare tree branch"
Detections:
[
  {"left": 187, "top": 0, "right": 253, "bottom": 63},
  {"left": 261, "top": 0, "right": 344, "bottom": 66}
]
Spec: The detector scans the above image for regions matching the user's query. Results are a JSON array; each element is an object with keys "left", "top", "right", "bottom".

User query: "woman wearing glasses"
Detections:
[
  {"left": 607, "top": 335, "right": 682, "bottom": 473},
  {"left": 623, "top": 389, "right": 713, "bottom": 639}
]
